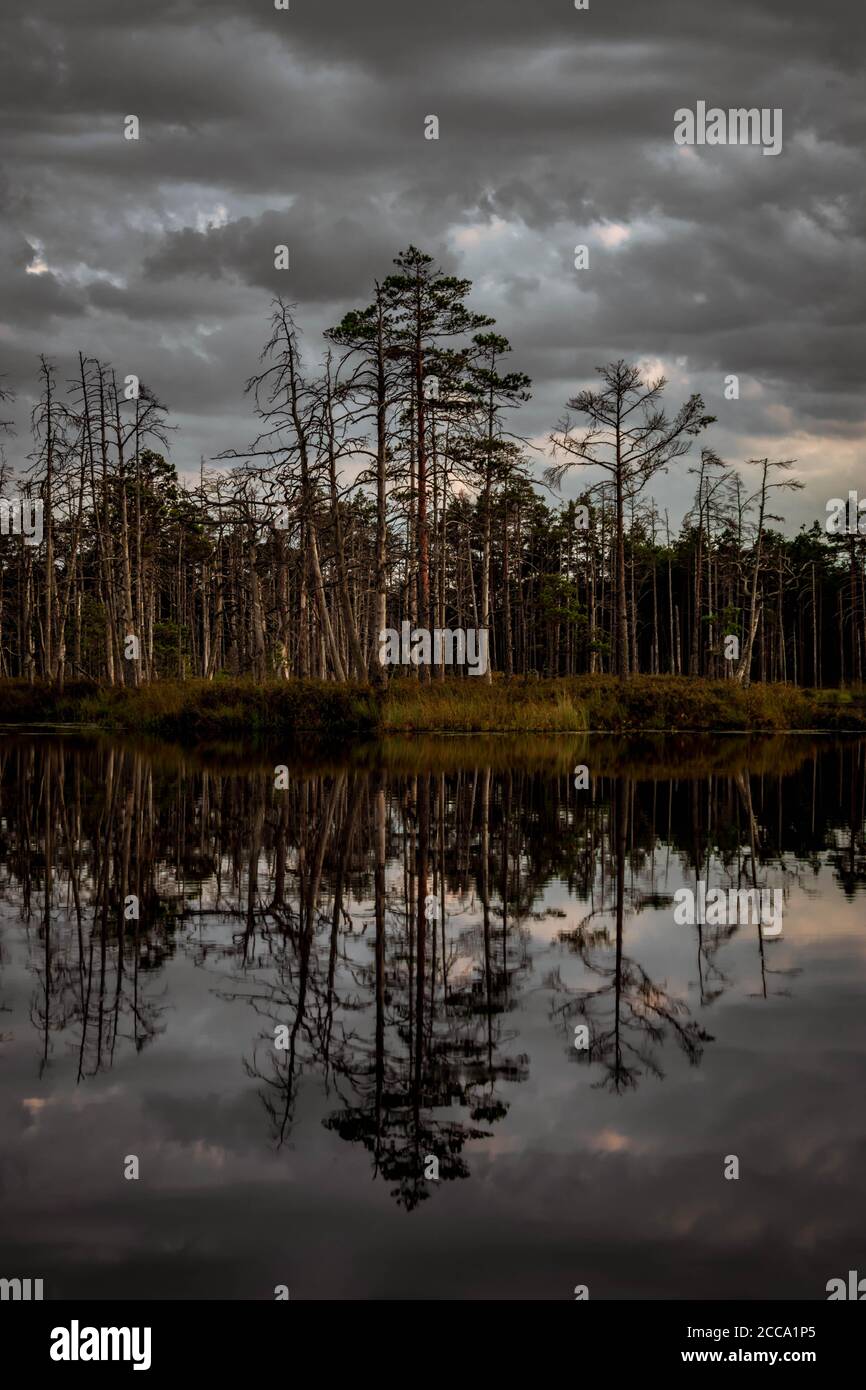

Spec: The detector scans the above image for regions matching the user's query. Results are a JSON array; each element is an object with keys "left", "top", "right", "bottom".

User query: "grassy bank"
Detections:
[
  {"left": 0, "top": 677, "right": 379, "bottom": 737},
  {"left": 1, "top": 674, "right": 865, "bottom": 736},
  {"left": 379, "top": 675, "right": 866, "bottom": 733}
]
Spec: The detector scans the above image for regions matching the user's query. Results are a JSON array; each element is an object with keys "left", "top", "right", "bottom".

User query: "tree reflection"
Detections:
[
  {"left": 0, "top": 731, "right": 862, "bottom": 1207},
  {"left": 550, "top": 776, "right": 713, "bottom": 1092}
]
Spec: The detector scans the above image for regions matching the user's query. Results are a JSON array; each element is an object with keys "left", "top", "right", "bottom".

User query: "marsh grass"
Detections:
[
  {"left": 1, "top": 674, "right": 864, "bottom": 736},
  {"left": 0, "top": 676, "right": 378, "bottom": 736},
  {"left": 380, "top": 677, "right": 588, "bottom": 732},
  {"left": 380, "top": 675, "right": 866, "bottom": 732}
]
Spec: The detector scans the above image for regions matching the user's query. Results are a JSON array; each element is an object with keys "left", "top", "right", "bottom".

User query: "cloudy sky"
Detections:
[{"left": 1, "top": 0, "right": 863, "bottom": 528}]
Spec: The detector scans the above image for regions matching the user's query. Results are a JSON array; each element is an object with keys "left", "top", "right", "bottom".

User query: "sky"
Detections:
[{"left": 1, "top": 0, "right": 863, "bottom": 530}]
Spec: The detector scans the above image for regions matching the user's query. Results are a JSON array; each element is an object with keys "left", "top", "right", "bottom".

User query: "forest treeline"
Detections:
[{"left": 1, "top": 246, "right": 863, "bottom": 689}]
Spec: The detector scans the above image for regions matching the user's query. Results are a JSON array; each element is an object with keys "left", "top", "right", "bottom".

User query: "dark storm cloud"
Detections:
[
  {"left": 0, "top": 228, "right": 86, "bottom": 326},
  {"left": 0, "top": 0, "right": 863, "bottom": 521},
  {"left": 143, "top": 204, "right": 426, "bottom": 305}
]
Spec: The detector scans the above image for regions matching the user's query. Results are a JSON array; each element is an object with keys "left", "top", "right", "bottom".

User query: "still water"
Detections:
[{"left": 1, "top": 732, "right": 864, "bottom": 1300}]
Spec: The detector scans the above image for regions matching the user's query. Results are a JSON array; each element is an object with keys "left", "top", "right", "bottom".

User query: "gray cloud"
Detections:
[{"left": 0, "top": 0, "right": 862, "bottom": 525}]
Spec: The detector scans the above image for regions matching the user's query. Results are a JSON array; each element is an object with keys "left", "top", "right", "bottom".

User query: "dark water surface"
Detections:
[{"left": 1, "top": 731, "right": 864, "bottom": 1300}]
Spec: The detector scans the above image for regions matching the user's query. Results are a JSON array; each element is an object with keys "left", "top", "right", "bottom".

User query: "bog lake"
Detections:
[{"left": 0, "top": 730, "right": 864, "bottom": 1299}]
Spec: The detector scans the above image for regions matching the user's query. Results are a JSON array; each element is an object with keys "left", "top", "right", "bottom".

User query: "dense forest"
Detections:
[{"left": 0, "top": 247, "right": 863, "bottom": 690}]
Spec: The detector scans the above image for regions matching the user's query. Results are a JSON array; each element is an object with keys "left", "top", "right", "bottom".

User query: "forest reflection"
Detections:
[{"left": 1, "top": 732, "right": 864, "bottom": 1212}]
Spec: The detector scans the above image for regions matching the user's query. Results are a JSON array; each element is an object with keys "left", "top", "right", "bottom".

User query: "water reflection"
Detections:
[{"left": 0, "top": 732, "right": 864, "bottom": 1296}]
